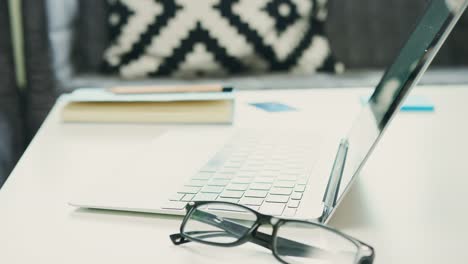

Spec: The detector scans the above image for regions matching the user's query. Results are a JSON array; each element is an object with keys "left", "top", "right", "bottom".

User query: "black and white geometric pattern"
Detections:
[{"left": 102, "top": 0, "right": 341, "bottom": 79}]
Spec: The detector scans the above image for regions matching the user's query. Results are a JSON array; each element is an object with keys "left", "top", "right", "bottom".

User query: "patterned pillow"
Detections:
[{"left": 102, "top": 0, "right": 343, "bottom": 79}]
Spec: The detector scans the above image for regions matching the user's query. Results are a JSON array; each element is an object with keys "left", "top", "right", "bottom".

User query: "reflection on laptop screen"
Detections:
[{"left": 335, "top": 0, "right": 468, "bottom": 203}]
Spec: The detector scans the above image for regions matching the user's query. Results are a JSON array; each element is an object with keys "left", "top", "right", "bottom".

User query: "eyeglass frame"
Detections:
[{"left": 170, "top": 201, "right": 374, "bottom": 264}]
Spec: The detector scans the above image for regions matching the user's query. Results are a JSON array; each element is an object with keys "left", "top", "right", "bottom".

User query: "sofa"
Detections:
[
  {"left": 0, "top": 0, "right": 23, "bottom": 187},
  {"left": 20, "top": 0, "right": 468, "bottom": 141}
]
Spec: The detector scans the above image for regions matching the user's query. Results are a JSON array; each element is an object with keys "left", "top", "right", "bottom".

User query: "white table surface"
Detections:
[{"left": 1, "top": 86, "right": 468, "bottom": 263}]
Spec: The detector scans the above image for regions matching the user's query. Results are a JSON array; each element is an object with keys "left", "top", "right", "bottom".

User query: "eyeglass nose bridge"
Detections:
[{"left": 255, "top": 214, "right": 280, "bottom": 225}]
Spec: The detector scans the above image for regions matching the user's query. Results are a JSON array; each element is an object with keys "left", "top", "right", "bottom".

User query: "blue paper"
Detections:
[
  {"left": 360, "top": 95, "right": 434, "bottom": 112},
  {"left": 250, "top": 102, "right": 297, "bottom": 112}
]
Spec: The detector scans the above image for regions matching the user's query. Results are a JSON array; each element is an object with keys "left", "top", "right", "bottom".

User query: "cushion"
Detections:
[{"left": 102, "top": 0, "right": 342, "bottom": 79}]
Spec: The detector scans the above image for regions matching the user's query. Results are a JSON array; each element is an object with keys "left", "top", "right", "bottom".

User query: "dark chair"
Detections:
[{"left": 0, "top": 0, "right": 23, "bottom": 187}]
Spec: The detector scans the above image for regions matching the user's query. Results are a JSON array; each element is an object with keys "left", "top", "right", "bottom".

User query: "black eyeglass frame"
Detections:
[{"left": 170, "top": 201, "right": 374, "bottom": 264}]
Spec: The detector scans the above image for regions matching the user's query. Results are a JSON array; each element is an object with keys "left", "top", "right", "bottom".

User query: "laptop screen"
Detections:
[{"left": 334, "top": 0, "right": 468, "bottom": 205}]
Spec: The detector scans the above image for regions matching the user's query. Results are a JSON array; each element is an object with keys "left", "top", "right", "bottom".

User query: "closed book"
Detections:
[{"left": 61, "top": 88, "right": 234, "bottom": 124}]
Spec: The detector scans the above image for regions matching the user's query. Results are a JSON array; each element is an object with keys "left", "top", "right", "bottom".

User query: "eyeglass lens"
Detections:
[{"left": 275, "top": 221, "right": 359, "bottom": 264}]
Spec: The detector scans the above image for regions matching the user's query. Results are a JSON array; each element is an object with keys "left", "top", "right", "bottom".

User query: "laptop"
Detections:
[{"left": 69, "top": 0, "right": 468, "bottom": 223}]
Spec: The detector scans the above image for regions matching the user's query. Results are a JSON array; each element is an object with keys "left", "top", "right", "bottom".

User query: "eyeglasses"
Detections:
[{"left": 170, "top": 201, "right": 374, "bottom": 264}]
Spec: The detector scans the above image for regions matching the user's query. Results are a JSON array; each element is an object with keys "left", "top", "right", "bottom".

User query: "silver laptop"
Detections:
[{"left": 69, "top": 0, "right": 467, "bottom": 223}]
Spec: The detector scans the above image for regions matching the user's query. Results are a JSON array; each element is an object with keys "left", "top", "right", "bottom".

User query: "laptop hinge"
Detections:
[{"left": 321, "top": 138, "right": 349, "bottom": 221}]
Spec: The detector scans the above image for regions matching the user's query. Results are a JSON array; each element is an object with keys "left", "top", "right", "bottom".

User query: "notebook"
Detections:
[{"left": 61, "top": 87, "right": 235, "bottom": 124}]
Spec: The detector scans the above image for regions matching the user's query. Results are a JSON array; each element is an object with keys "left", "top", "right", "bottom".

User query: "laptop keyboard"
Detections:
[{"left": 163, "top": 131, "right": 319, "bottom": 217}]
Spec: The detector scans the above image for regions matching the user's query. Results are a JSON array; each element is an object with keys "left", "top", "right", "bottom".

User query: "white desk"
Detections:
[{"left": 1, "top": 87, "right": 468, "bottom": 263}]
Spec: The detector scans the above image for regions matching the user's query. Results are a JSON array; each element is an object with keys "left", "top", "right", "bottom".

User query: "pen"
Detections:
[{"left": 108, "top": 84, "right": 233, "bottom": 94}]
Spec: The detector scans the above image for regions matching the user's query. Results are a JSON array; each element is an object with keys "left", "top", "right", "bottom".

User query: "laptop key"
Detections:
[
  {"left": 186, "top": 180, "right": 208, "bottom": 187},
  {"left": 207, "top": 179, "right": 230, "bottom": 186},
  {"left": 193, "top": 193, "right": 218, "bottom": 201},
  {"left": 219, "top": 168, "right": 238, "bottom": 174},
  {"left": 201, "top": 186, "right": 224, "bottom": 193},
  {"left": 220, "top": 190, "right": 244, "bottom": 199},
  {"left": 291, "top": 192, "right": 303, "bottom": 200},
  {"left": 216, "top": 197, "right": 239, "bottom": 203},
  {"left": 208, "top": 204, "right": 248, "bottom": 212},
  {"left": 236, "top": 171, "right": 257, "bottom": 178},
  {"left": 295, "top": 185, "right": 306, "bottom": 192},
  {"left": 224, "top": 161, "right": 243, "bottom": 168},
  {"left": 240, "top": 197, "right": 264, "bottom": 206},
  {"left": 212, "top": 174, "right": 232, "bottom": 180},
  {"left": 261, "top": 170, "right": 279, "bottom": 177},
  {"left": 178, "top": 186, "right": 201, "bottom": 194},
  {"left": 200, "top": 164, "right": 219, "bottom": 173},
  {"left": 283, "top": 208, "right": 297, "bottom": 217},
  {"left": 288, "top": 200, "right": 300, "bottom": 208},
  {"left": 169, "top": 193, "right": 184, "bottom": 201},
  {"left": 274, "top": 181, "right": 295, "bottom": 188},
  {"left": 162, "top": 201, "right": 187, "bottom": 210},
  {"left": 269, "top": 187, "right": 293, "bottom": 196},
  {"left": 266, "top": 194, "right": 289, "bottom": 203},
  {"left": 277, "top": 175, "right": 297, "bottom": 181},
  {"left": 245, "top": 190, "right": 268, "bottom": 198},
  {"left": 297, "top": 178, "right": 308, "bottom": 185},
  {"left": 226, "top": 183, "right": 249, "bottom": 191},
  {"left": 249, "top": 183, "right": 272, "bottom": 190},
  {"left": 254, "top": 176, "right": 275, "bottom": 183},
  {"left": 281, "top": 171, "right": 300, "bottom": 176},
  {"left": 260, "top": 202, "right": 285, "bottom": 216},
  {"left": 181, "top": 194, "right": 195, "bottom": 202},
  {"left": 231, "top": 177, "right": 252, "bottom": 184}
]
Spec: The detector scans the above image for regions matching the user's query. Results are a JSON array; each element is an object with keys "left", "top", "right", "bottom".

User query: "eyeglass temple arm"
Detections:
[
  {"left": 252, "top": 230, "right": 335, "bottom": 258},
  {"left": 169, "top": 210, "right": 330, "bottom": 257}
]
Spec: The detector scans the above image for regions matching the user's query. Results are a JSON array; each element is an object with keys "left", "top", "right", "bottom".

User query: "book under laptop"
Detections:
[{"left": 69, "top": 0, "right": 468, "bottom": 223}]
